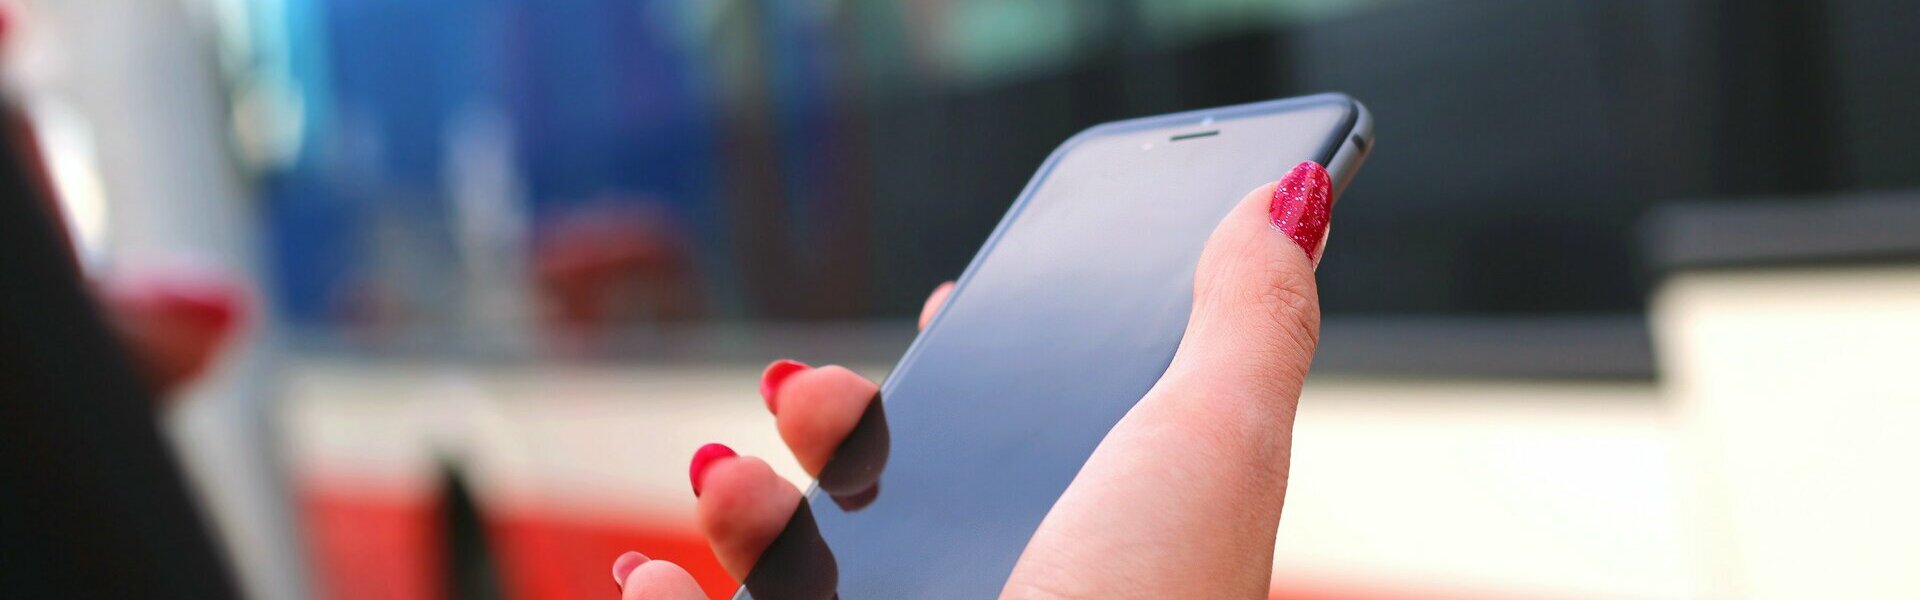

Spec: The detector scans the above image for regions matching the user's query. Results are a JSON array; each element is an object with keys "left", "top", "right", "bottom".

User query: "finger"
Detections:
[
  {"left": 1005, "top": 162, "right": 1334, "bottom": 599},
  {"left": 760, "top": 363, "right": 879, "bottom": 476},
  {"left": 918, "top": 281, "right": 956, "bottom": 330},
  {"left": 1170, "top": 160, "right": 1326, "bottom": 395},
  {"left": 613, "top": 552, "right": 707, "bottom": 600},
  {"left": 691, "top": 444, "right": 805, "bottom": 580}
]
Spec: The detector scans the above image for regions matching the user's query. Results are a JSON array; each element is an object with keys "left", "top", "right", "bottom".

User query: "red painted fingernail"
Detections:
[
  {"left": 760, "top": 359, "right": 810, "bottom": 414},
  {"left": 612, "top": 551, "right": 648, "bottom": 587},
  {"left": 1270, "top": 161, "right": 1334, "bottom": 264},
  {"left": 689, "top": 443, "right": 736, "bottom": 497}
]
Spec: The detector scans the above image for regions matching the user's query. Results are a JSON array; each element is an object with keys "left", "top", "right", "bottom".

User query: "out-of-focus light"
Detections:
[
  {"left": 29, "top": 99, "right": 111, "bottom": 268},
  {"left": 232, "top": 77, "right": 305, "bottom": 169}
]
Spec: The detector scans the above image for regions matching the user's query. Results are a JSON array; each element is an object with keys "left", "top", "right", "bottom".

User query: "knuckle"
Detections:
[
  {"left": 804, "top": 364, "right": 852, "bottom": 384},
  {"left": 813, "top": 365, "right": 874, "bottom": 388},
  {"left": 1240, "top": 255, "right": 1322, "bottom": 351},
  {"left": 1180, "top": 252, "right": 1321, "bottom": 401}
]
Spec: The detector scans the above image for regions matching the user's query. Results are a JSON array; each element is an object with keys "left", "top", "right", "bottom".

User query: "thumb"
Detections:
[
  {"left": 1002, "top": 162, "right": 1334, "bottom": 599},
  {"left": 1165, "top": 160, "right": 1330, "bottom": 403}
]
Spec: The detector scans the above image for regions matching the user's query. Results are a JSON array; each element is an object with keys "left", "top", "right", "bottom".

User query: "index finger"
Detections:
[{"left": 917, "top": 281, "right": 955, "bottom": 330}]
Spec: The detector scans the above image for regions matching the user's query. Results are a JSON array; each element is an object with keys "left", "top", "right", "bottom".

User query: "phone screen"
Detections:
[{"left": 742, "top": 97, "right": 1360, "bottom": 599}]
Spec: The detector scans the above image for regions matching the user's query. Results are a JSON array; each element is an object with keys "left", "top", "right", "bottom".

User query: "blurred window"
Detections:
[{"left": 210, "top": 0, "right": 1917, "bottom": 376}]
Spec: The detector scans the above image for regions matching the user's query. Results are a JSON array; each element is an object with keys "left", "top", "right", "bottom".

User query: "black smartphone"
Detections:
[{"left": 741, "top": 94, "right": 1373, "bottom": 599}]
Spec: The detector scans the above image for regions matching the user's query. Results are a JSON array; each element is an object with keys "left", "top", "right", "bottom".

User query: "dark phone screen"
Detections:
[{"left": 742, "top": 98, "right": 1356, "bottom": 599}]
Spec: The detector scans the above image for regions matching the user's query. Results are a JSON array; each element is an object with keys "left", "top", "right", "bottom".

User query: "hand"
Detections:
[{"left": 614, "top": 162, "right": 1336, "bottom": 599}]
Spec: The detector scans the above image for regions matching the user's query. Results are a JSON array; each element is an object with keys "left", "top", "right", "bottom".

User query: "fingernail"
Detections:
[
  {"left": 690, "top": 443, "right": 737, "bottom": 497},
  {"left": 760, "top": 359, "right": 810, "bottom": 413},
  {"left": 612, "top": 551, "right": 648, "bottom": 587},
  {"left": 1269, "top": 161, "right": 1334, "bottom": 265}
]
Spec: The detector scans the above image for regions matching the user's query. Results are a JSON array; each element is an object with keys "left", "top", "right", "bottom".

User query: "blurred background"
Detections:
[{"left": 5, "top": 0, "right": 1918, "bottom": 598}]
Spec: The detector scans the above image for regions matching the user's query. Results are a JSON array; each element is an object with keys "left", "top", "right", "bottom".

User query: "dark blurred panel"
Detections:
[
  {"left": 866, "top": 66, "right": 1109, "bottom": 316},
  {"left": 1702, "top": 0, "right": 1840, "bottom": 194},
  {"left": 865, "top": 25, "right": 1291, "bottom": 316},
  {"left": 1827, "top": 0, "right": 1920, "bottom": 190},
  {"left": 251, "top": 0, "right": 1920, "bottom": 347},
  {"left": 1288, "top": 0, "right": 1718, "bottom": 315}
]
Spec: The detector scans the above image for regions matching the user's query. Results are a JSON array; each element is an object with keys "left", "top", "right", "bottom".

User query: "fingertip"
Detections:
[
  {"left": 760, "top": 359, "right": 811, "bottom": 414},
  {"left": 1176, "top": 179, "right": 1324, "bottom": 391},
  {"left": 919, "top": 281, "right": 956, "bottom": 330},
  {"left": 612, "top": 551, "right": 648, "bottom": 586},
  {"left": 618, "top": 558, "right": 708, "bottom": 600},
  {"left": 1269, "top": 161, "right": 1333, "bottom": 265},
  {"left": 690, "top": 443, "right": 737, "bottom": 497},
  {"left": 694, "top": 455, "right": 804, "bottom": 579},
  {"left": 775, "top": 365, "right": 879, "bottom": 474},
  {"left": 1206, "top": 179, "right": 1325, "bottom": 293}
]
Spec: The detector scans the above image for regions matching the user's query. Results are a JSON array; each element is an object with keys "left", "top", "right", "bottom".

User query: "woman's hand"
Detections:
[{"left": 615, "top": 162, "right": 1335, "bottom": 599}]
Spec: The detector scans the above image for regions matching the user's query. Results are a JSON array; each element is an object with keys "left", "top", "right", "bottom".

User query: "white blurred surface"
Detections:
[
  {"left": 1658, "top": 266, "right": 1920, "bottom": 599},
  {"left": 1278, "top": 380, "right": 1695, "bottom": 599}
]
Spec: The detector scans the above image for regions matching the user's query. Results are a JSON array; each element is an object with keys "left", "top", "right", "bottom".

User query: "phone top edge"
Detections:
[
  {"left": 1326, "top": 98, "right": 1373, "bottom": 201},
  {"left": 1347, "top": 97, "right": 1375, "bottom": 145},
  {"left": 876, "top": 93, "right": 1365, "bottom": 403},
  {"left": 1070, "top": 93, "right": 1361, "bottom": 145},
  {"left": 888, "top": 93, "right": 1367, "bottom": 390}
]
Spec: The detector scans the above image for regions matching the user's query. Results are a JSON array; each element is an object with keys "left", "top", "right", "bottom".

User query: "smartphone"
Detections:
[{"left": 741, "top": 94, "right": 1373, "bottom": 599}]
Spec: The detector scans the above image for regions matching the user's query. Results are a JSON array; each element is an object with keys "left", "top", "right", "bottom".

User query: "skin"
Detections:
[{"left": 620, "top": 181, "right": 1322, "bottom": 599}]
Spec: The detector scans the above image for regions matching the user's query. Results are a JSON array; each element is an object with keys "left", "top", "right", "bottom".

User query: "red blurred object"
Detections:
[
  {"left": 488, "top": 510, "right": 733, "bottom": 600},
  {"left": 0, "top": 2, "right": 13, "bottom": 54},
  {"left": 302, "top": 487, "right": 444, "bottom": 600},
  {"left": 535, "top": 201, "right": 703, "bottom": 335},
  {"left": 301, "top": 484, "right": 735, "bottom": 600},
  {"left": 102, "top": 273, "right": 248, "bottom": 395}
]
